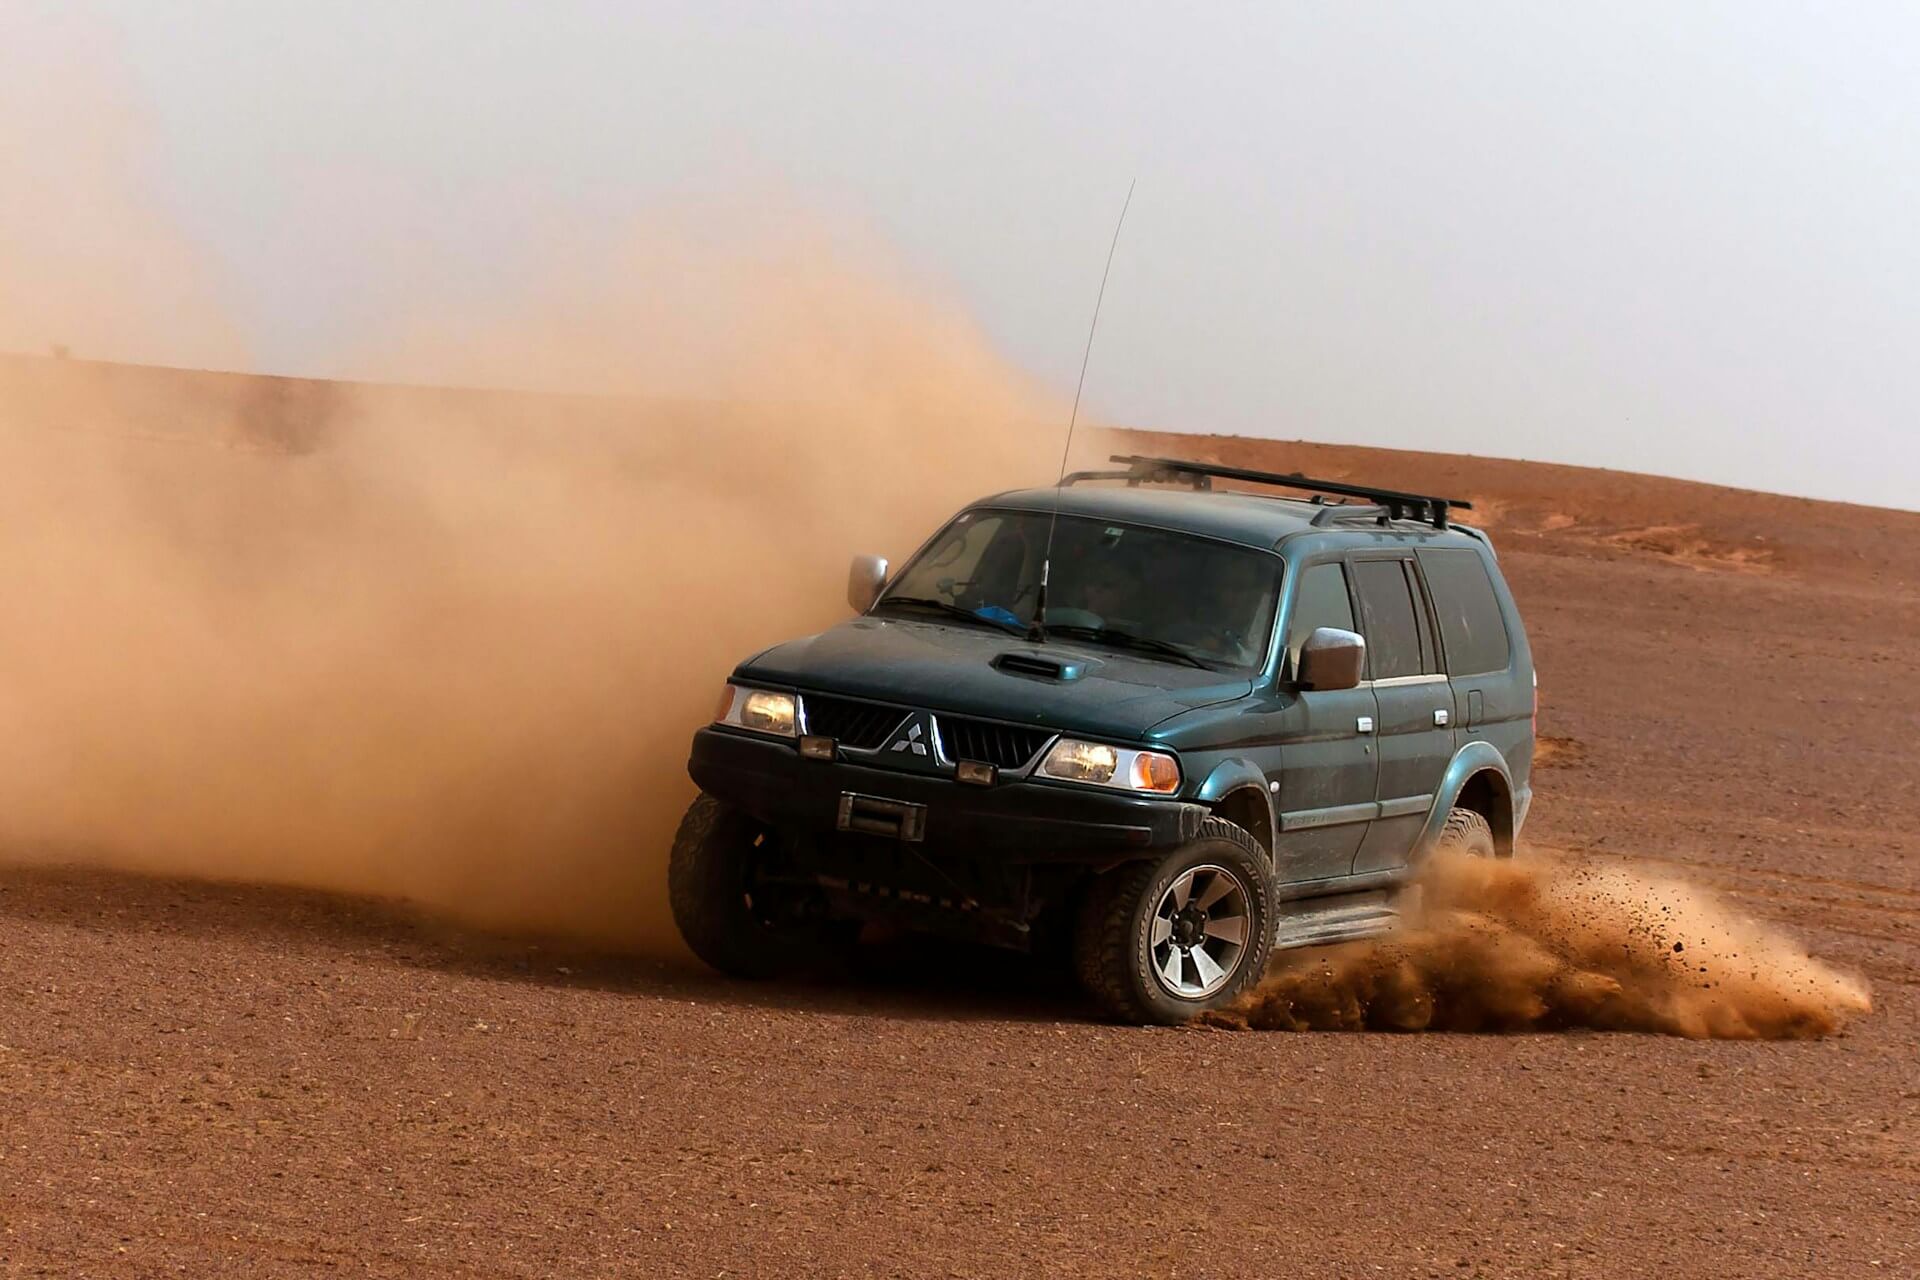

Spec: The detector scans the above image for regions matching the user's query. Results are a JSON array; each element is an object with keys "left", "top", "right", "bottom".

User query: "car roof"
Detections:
[
  {"left": 981, "top": 484, "right": 1321, "bottom": 549},
  {"left": 980, "top": 482, "right": 1468, "bottom": 551}
]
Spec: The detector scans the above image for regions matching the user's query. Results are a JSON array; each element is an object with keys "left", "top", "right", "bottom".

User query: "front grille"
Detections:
[
  {"left": 800, "top": 693, "right": 1052, "bottom": 769},
  {"left": 940, "top": 716, "right": 1052, "bottom": 770},
  {"left": 801, "top": 694, "right": 906, "bottom": 750}
]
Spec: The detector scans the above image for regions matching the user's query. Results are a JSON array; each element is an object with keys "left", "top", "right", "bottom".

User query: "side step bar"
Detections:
[{"left": 1272, "top": 888, "right": 1402, "bottom": 951}]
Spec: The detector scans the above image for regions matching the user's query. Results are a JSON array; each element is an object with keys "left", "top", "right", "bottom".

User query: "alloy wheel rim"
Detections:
[{"left": 1149, "top": 863, "right": 1253, "bottom": 999}]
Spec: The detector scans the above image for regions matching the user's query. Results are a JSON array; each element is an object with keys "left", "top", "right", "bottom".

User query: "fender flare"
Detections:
[
  {"left": 1412, "top": 741, "right": 1515, "bottom": 858},
  {"left": 1194, "top": 757, "right": 1276, "bottom": 851}
]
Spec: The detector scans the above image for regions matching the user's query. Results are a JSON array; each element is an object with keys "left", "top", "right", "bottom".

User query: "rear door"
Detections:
[
  {"left": 1269, "top": 560, "right": 1379, "bottom": 886},
  {"left": 1349, "top": 554, "right": 1456, "bottom": 875}
]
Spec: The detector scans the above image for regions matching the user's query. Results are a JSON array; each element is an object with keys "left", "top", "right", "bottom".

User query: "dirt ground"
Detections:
[{"left": 3, "top": 433, "right": 1916, "bottom": 1278}]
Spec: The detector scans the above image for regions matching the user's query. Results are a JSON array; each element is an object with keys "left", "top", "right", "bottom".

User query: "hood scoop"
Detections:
[{"left": 993, "top": 650, "right": 1092, "bottom": 682}]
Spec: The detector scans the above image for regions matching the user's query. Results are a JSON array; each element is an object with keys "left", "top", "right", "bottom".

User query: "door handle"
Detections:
[
  {"left": 1357, "top": 716, "right": 1374, "bottom": 734},
  {"left": 1434, "top": 708, "right": 1450, "bottom": 727}
]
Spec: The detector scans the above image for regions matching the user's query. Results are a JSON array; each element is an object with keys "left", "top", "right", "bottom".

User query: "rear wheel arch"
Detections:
[{"left": 1451, "top": 768, "right": 1515, "bottom": 856}]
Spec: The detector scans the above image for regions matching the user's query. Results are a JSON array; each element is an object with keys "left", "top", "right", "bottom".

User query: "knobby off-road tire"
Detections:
[
  {"left": 668, "top": 793, "right": 844, "bottom": 979},
  {"left": 1435, "top": 806, "right": 1496, "bottom": 858},
  {"left": 1074, "top": 817, "right": 1275, "bottom": 1026},
  {"left": 1393, "top": 806, "right": 1498, "bottom": 923}
]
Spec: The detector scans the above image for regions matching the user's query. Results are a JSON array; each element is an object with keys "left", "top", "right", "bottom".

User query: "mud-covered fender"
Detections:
[
  {"left": 1192, "top": 758, "right": 1276, "bottom": 850},
  {"left": 1411, "top": 741, "right": 1515, "bottom": 858},
  {"left": 1194, "top": 757, "right": 1269, "bottom": 805}
]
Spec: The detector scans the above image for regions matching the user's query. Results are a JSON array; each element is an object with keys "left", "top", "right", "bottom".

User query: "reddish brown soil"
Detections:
[{"left": 4, "top": 432, "right": 1917, "bottom": 1277}]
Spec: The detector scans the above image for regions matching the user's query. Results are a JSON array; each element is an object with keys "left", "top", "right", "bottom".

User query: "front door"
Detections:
[
  {"left": 1348, "top": 555, "right": 1456, "bottom": 875},
  {"left": 1269, "top": 560, "right": 1379, "bottom": 886}
]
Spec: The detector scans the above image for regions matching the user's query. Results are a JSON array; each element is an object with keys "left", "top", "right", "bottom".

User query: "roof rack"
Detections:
[{"left": 1071, "top": 454, "right": 1472, "bottom": 530}]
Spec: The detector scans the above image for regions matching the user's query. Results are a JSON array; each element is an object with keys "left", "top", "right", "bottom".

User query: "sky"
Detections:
[{"left": 6, "top": 1, "right": 1918, "bottom": 508}]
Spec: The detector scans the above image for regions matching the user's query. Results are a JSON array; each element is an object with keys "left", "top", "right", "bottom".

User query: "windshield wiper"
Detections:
[
  {"left": 1045, "top": 624, "right": 1219, "bottom": 671},
  {"left": 875, "top": 596, "right": 1028, "bottom": 637}
]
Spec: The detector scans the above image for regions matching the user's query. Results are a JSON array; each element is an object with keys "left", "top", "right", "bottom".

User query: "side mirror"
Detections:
[
  {"left": 1298, "top": 627, "right": 1366, "bottom": 691},
  {"left": 848, "top": 554, "right": 889, "bottom": 613}
]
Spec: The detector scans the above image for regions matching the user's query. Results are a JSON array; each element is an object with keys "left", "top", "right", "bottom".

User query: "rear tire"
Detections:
[
  {"left": 1435, "top": 806, "right": 1496, "bottom": 858},
  {"left": 668, "top": 793, "right": 844, "bottom": 979},
  {"left": 1074, "top": 818, "right": 1274, "bottom": 1025}
]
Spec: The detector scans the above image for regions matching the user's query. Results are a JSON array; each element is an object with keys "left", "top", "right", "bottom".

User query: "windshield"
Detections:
[{"left": 877, "top": 509, "right": 1283, "bottom": 674}]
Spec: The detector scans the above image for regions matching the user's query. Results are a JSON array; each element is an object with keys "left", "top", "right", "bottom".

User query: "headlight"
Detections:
[
  {"left": 1038, "top": 738, "right": 1181, "bottom": 794},
  {"left": 714, "top": 684, "right": 798, "bottom": 737}
]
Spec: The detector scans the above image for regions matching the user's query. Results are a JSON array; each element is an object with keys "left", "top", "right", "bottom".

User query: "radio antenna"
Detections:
[{"left": 1031, "top": 178, "right": 1134, "bottom": 642}]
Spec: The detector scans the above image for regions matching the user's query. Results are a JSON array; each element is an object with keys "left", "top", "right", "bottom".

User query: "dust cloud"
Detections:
[
  {"left": 0, "top": 9, "right": 246, "bottom": 371},
  {"left": 0, "top": 229, "right": 1057, "bottom": 955},
  {"left": 1213, "top": 849, "right": 1872, "bottom": 1039},
  {"left": 0, "top": 12, "right": 1071, "bottom": 955}
]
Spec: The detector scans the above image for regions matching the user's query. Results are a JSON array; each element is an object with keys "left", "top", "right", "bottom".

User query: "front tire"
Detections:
[
  {"left": 668, "top": 793, "right": 842, "bottom": 979},
  {"left": 1074, "top": 818, "right": 1274, "bottom": 1025}
]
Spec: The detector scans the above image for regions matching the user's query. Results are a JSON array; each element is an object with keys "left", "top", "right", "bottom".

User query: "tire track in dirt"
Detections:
[{"left": 1617, "top": 847, "right": 1920, "bottom": 903}]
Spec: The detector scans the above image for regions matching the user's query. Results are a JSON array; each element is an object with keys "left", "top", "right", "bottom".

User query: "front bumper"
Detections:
[{"left": 689, "top": 726, "right": 1206, "bottom": 862}]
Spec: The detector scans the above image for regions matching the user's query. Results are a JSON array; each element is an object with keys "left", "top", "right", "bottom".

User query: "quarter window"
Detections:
[{"left": 1417, "top": 548, "right": 1512, "bottom": 675}]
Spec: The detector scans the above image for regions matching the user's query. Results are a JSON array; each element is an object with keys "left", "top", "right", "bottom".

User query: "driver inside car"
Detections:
[{"left": 1163, "top": 552, "right": 1269, "bottom": 667}]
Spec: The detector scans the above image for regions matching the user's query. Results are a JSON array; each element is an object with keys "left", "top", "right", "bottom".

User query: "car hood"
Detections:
[{"left": 736, "top": 616, "right": 1252, "bottom": 742}]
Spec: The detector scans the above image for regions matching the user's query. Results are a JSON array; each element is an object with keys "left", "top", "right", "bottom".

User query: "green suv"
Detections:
[{"left": 671, "top": 456, "right": 1535, "bottom": 1024}]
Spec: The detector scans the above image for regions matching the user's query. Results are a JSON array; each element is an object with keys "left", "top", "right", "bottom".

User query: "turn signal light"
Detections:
[{"left": 1130, "top": 752, "right": 1181, "bottom": 794}]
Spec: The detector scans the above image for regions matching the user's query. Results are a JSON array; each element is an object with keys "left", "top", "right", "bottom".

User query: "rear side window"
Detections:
[
  {"left": 1417, "top": 548, "right": 1512, "bottom": 675},
  {"left": 1351, "top": 558, "right": 1434, "bottom": 680},
  {"left": 1286, "top": 562, "right": 1355, "bottom": 674}
]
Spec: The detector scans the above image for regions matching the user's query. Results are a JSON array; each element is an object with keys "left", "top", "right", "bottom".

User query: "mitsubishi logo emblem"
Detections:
[{"left": 878, "top": 712, "right": 942, "bottom": 772}]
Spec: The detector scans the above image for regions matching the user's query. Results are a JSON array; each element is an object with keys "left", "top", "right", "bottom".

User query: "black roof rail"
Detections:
[
  {"left": 1308, "top": 502, "right": 1389, "bottom": 527},
  {"left": 1084, "top": 454, "right": 1472, "bottom": 529},
  {"left": 1056, "top": 468, "right": 1138, "bottom": 486}
]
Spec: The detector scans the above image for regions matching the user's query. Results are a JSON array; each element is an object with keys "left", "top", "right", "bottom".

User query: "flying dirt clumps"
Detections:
[{"left": 1211, "top": 850, "right": 1872, "bottom": 1039}]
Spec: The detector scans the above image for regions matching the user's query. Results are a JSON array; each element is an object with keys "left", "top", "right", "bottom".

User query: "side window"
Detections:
[
  {"left": 1417, "top": 547, "right": 1512, "bottom": 675},
  {"left": 1286, "top": 562, "right": 1355, "bottom": 675},
  {"left": 1351, "top": 558, "right": 1434, "bottom": 680}
]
